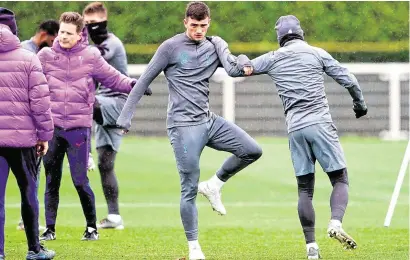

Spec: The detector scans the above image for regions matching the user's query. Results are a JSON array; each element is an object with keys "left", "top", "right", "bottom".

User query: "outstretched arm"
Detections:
[
  {"left": 92, "top": 48, "right": 134, "bottom": 93},
  {"left": 248, "top": 52, "right": 275, "bottom": 75},
  {"left": 317, "top": 48, "right": 367, "bottom": 118},
  {"left": 116, "top": 42, "right": 171, "bottom": 130},
  {"left": 208, "top": 36, "right": 251, "bottom": 77}
]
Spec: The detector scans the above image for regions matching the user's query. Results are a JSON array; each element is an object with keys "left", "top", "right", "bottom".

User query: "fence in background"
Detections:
[{"left": 127, "top": 63, "right": 409, "bottom": 140}]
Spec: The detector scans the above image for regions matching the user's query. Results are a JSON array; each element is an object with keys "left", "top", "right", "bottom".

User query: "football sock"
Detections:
[
  {"left": 327, "top": 168, "right": 349, "bottom": 222},
  {"left": 297, "top": 173, "right": 316, "bottom": 244}
]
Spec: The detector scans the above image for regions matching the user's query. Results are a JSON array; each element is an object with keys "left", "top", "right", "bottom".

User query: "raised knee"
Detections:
[{"left": 245, "top": 144, "right": 263, "bottom": 162}]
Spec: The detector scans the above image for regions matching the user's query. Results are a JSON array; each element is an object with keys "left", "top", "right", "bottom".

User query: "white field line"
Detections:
[{"left": 4, "top": 201, "right": 407, "bottom": 209}]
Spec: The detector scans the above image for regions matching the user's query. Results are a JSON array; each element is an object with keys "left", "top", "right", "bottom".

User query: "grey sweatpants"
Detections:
[{"left": 167, "top": 113, "right": 262, "bottom": 241}]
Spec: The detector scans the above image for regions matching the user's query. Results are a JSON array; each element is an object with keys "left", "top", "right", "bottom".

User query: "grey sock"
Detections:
[
  {"left": 97, "top": 146, "right": 120, "bottom": 215},
  {"left": 327, "top": 168, "right": 349, "bottom": 222},
  {"left": 297, "top": 173, "right": 316, "bottom": 244}
]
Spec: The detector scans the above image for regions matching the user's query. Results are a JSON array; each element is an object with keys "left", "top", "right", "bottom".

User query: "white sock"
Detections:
[
  {"left": 210, "top": 174, "right": 225, "bottom": 189},
  {"left": 87, "top": 226, "right": 96, "bottom": 233},
  {"left": 107, "top": 214, "right": 122, "bottom": 223},
  {"left": 306, "top": 242, "right": 319, "bottom": 251},
  {"left": 188, "top": 240, "right": 201, "bottom": 250},
  {"left": 330, "top": 219, "right": 342, "bottom": 227}
]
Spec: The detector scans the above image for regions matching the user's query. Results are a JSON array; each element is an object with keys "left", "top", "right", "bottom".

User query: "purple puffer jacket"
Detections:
[
  {"left": 37, "top": 29, "right": 134, "bottom": 130},
  {"left": 0, "top": 24, "right": 54, "bottom": 147}
]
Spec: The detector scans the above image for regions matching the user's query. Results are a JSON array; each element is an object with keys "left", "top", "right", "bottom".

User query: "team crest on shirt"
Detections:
[
  {"left": 204, "top": 53, "right": 211, "bottom": 66},
  {"left": 178, "top": 51, "right": 190, "bottom": 66}
]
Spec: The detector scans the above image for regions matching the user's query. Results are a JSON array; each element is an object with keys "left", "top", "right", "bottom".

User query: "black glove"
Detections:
[
  {"left": 144, "top": 87, "right": 152, "bottom": 96},
  {"left": 353, "top": 101, "right": 368, "bottom": 119}
]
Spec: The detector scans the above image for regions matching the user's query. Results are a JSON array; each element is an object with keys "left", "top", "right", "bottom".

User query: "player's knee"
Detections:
[
  {"left": 98, "top": 160, "right": 114, "bottom": 173},
  {"left": 297, "top": 173, "right": 315, "bottom": 192},
  {"left": 73, "top": 179, "right": 89, "bottom": 191},
  {"left": 179, "top": 169, "right": 200, "bottom": 198},
  {"left": 20, "top": 191, "right": 37, "bottom": 207},
  {"left": 181, "top": 183, "right": 198, "bottom": 200},
  {"left": 244, "top": 144, "right": 263, "bottom": 162},
  {"left": 97, "top": 149, "right": 115, "bottom": 173},
  {"left": 327, "top": 168, "right": 349, "bottom": 186}
]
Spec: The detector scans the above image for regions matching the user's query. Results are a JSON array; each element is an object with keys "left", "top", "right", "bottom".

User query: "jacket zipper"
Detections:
[{"left": 66, "top": 54, "right": 70, "bottom": 130}]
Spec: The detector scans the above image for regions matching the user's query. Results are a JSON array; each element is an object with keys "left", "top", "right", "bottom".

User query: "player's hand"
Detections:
[
  {"left": 116, "top": 117, "right": 131, "bottom": 135},
  {"left": 243, "top": 66, "right": 253, "bottom": 76},
  {"left": 87, "top": 155, "right": 96, "bottom": 172},
  {"left": 36, "top": 141, "right": 48, "bottom": 157},
  {"left": 353, "top": 101, "right": 368, "bottom": 118},
  {"left": 116, "top": 125, "right": 129, "bottom": 135},
  {"left": 144, "top": 87, "right": 153, "bottom": 96}
]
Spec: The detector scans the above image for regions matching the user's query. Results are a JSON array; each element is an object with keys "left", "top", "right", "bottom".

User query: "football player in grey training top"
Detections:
[
  {"left": 117, "top": 2, "right": 262, "bottom": 260},
  {"left": 83, "top": 1, "right": 138, "bottom": 231},
  {"left": 210, "top": 15, "right": 367, "bottom": 260}
]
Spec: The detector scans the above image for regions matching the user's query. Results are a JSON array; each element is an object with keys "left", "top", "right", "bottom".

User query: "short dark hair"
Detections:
[
  {"left": 185, "top": 1, "right": 210, "bottom": 20},
  {"left": 83, "top": 2, "right": 107, "bottom": 16},
  {"left": 38, "top": 20, "right": 59, "bottom": 36},
  {"left": 59, "top": 12, "right": 84, "bottom": 33}
]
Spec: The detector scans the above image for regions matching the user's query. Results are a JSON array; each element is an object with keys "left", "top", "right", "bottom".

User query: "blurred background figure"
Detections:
[
  {"left": 21, "top": 19, "right": 59, "bottom": 53},
  {"left": 17, "top": 18, "right": 59, "bottom": 233},
  {"left": 83, "top": 1, "right": 131, "bottom": 230}
]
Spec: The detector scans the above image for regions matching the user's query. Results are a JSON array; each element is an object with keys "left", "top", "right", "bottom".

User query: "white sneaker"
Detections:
[
  {"left": 97, "top": 215, "right": 124, "bottom": 230},
  {"left": 17, "top": 219, "right": 45, "bottom": 232},
  {"left": 327, "top": 220, "right": 357, "bottom": 249},
  {"left": 306, "top": 243, "right": 321, "bottom": 259},
  {"left": 198, "top": 181, "right": 226, "bottom": 215},
  {"left": 17, "top": 218, "right": 24, "bottom": 230},
  {"left": 189, "top": 248, "right": 205, "bottom": 260},
  {"left": 87, "top": 153, "right": 96, "bottom": 171}
]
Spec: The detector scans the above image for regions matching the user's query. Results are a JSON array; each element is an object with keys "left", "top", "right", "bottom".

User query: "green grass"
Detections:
[{"left": 4, "top": 137, "right": 409, "bottom": 259}]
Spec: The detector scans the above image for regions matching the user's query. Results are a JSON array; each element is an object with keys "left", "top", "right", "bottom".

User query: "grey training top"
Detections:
[
  {"left": 117, "top": 33, "right": 245, "bottom": 129},
  {"left": 21, "top": 38, "right": 39, "bottom": 54},
  {"left": 241, "top": 39, "right": 365, "bottom": 133},
  {"left": 96, "top": 33, "right": 129, "bottom": 98}
]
